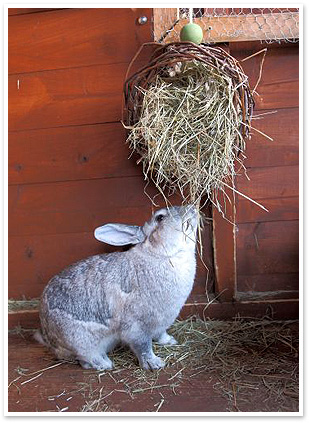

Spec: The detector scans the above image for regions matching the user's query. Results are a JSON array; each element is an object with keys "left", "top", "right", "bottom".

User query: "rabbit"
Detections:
[{"left": 34, "top": 205, "right": 198, "bottom": 371}]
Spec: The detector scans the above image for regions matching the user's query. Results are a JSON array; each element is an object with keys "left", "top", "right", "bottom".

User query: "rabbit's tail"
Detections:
[{"left": 33, "top": 329, "right": 47, "bottom": 346}]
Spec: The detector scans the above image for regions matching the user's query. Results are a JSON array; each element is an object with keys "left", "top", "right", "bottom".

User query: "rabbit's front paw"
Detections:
[{"left": 142, "top": 355, "right": 165, "bottom": 370}]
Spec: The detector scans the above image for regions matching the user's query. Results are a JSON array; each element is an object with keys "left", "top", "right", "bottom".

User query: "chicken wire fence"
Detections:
[{"left": 153, "top": 8, "right": 299, "bottom": 44}]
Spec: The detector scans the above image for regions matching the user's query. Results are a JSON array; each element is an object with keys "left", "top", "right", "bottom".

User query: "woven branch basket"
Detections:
[{"left": 122, "top": 42, "right": 255, "bottom": 210}]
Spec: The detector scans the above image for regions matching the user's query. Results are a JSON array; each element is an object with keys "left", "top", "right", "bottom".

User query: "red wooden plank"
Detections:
[
  {"left": 230, "top": 42, "right": 299, "bottom": 88},
  {"left": 236, "top": 196, "right": 299, "bottom": 224},
  {"left": 181, "top": 298, "right": 299, "bottom": 320},
  {"left": 8, "top": 176, "right": 171, "bottom": 237},
  {"left": 236, "top": 220, "right": 299, "bottom": 276},
  {"left": 230, "top": 43, "right": 299, "bottom": 110},
  {"left": 8, "top": 311, "right": 40, "bottom": 329},
  {"left": 258, "top": 44, "right": 299, "bottom": 86},
  {"left": 8, "top": 8, "right": 152, "bottom": 73},
  {"left": 236, "top": 165, "right": 299, "bottom": 200},
  {"left": 246, "top": 108, "right": 299, "bottom": 168},
  {"left": 193, "top": 206, "right": 215, "bottom": 297},
  {"left": 8, "top": 123, "right": 140, "bottom": 185},
  {"left": 8, "top": 62, "right": 128, "bottom": 131},
  {"left": 8, "top": 8, "right": 63, "bottom": 16},
  {"left": 212, "top": 191, "right": 236, "bottom": 302},
  {"left": 237, "top": 272, "right": 299, "bottom": 293},
  {"left": 254, "top": 80, "right": 299, "bottom": 110},
  {"left": 9, "top": 232, "right": 104, "bottom": 298},
  {"left": 235, "top": 290, "right": 299, "bottom": 301}
]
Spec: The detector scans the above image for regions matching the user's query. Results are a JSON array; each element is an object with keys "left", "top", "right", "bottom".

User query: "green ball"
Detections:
[{"left": 180, "top": 23, "right": 203, "bottom": 44}]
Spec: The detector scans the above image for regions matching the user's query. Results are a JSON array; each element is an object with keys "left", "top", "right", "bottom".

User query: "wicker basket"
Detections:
[{"left": 122, "top": 42, "right": 255, "bottom": 209}]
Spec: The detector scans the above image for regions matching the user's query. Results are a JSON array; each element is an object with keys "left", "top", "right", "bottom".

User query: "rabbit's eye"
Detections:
[{"left": 156, "top": 214, "right": 165, "bottom": 222}]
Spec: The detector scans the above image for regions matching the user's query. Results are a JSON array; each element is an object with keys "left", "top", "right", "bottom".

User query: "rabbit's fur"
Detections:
[{"left": 35, "top": 205, "right": 198, "bottom": 370}]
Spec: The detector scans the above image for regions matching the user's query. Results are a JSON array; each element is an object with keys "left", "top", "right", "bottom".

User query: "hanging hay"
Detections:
[{"left": 123, "top": 42, "right": 256, "bottom": 213}]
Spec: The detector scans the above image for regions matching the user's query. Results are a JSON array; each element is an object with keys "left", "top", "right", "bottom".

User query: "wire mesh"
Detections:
[{"left": 153, "top": 8, "right": 299, "bottom": 44}]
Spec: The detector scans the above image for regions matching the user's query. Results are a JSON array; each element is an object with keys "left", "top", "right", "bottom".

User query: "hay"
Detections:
[
  {"left": 108, "top": 317, "right": 299, "bottom": 412},
  {"left": 123, "top": 42, "right": 260, "bottom": 214},
  {"left": 126, "top": 60, "right": 243, "bottom": 210},
  {"left": 8, "top": 299, "right": 40, "bottom": 312},
  {"left": 85, "top": 318, "right": 299, "bottom": 412}
]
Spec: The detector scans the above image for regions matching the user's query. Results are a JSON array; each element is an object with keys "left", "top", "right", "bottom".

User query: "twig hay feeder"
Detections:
[{"left": 123, "top": 42, "right": 255, "bottom": 211}]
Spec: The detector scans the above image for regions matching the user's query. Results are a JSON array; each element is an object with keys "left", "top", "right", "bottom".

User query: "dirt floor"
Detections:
[{"left": 8, "top": 319, "right": 299, "bottom": 413}]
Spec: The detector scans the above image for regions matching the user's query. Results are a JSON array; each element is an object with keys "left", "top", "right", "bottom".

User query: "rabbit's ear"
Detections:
[{"left": 94, "top": 224, "right": 145, "bottom": 246}]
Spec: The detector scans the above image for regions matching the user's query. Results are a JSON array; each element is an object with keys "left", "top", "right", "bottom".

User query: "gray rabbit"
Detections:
[{"left": 35, "top": 205, "right": 198, "bottom": 370}]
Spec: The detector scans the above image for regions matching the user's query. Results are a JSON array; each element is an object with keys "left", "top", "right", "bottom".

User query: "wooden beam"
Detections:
[
  {"left": 8, "top": 298, "right": 299, "bottom": 329},
  {"left": 152, "top": 8, "right": 178, "bottom": 42},
  {"left": 181, "top": 298, "right": 299, "bottom": 320},
  {"left": 153, "top": 11, "right": 299, "bottom": 43},
  {"left": 212, "top": 188, "right": 237, "bottom": 302},
  {"left": 8, "top": 8, "right": 64, "bottom": 15}
]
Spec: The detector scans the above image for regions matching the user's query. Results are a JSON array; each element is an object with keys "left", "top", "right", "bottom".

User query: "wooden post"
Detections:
[
  {"left": 212, "top": 188, "right": 237, "bottom": 302},
  {"left": 152, "top": 8, "right": 178, "bottom": 42}
]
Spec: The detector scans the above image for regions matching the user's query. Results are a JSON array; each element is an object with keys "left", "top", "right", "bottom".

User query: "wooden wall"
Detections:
[
  {"left": 8, "top": 8, "right": 299, "bottom": 322},
  {"left": 8, "top": 8, "right": 214, "bottom": 301},
  {"left": 231, "top": 42, "right": 299, "bottom": 302}
]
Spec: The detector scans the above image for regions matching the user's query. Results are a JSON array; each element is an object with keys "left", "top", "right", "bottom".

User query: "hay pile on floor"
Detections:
[
  {"left": 9, "top": 318, "right": 299, "bottom": 412},
  {"left": 79, "top": 318, "right": 299, "bottom": 411}
]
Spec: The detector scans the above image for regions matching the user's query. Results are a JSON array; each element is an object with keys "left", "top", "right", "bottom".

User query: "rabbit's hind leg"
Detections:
[
  {"left": 99, "top": 333, "right": 119, "bottom": 354},
  {"left": 75, "top": 338, "right": 115, "bottom": 370},
  {"left": 64, "top": 326, "right": 115, "bottom": 370},
  {"left": 155, "top": 331, "right": 178, "bottom": 346},
  {"left": 76, "top": 335, "right": 119, "bottom": 370},
  {"left": 78, "top": 353, "right": 113, "bottom": 370},
  {"left": 53, "top": 346, "right": 76, "bottom": 362}
]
